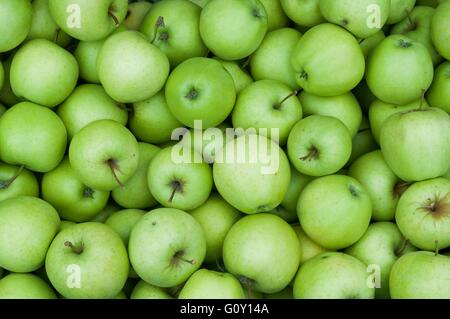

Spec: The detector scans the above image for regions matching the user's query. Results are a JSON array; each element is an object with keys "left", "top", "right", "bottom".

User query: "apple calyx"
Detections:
[
  {"left": 105, "top": 158, "right": 124, "bottom": 188},
  {"left": 64, "top": 241, "right": 84, "bottom": 255},
  {"left": 395, "top": 238, "right": 409, "bottom": 257},
  {"left": 237, "top": 275, "right": 255, "bottom": 299},
  {"left": 299, "top": 70, "right": 308, "bottom": 81},
  {"left": 397, "top": 39, "right": 412, "bottom": 49},
  {"left": 340, "top": 18, "right": 349, "bottom": 26},
  {"left": 299, "top": 145, "right": 320, "bottom": 162},
  {"left": 108, "top": 5, "right": 120, "bottom": 26},
  {"left": 274, "top": 90, "right": 299, "bottom": 110},
  {"left": 348, "top": 184, "right": 359, "bottom": 197},
  {"left": 0, "top": 165, "right": 24, "bottom": 190},
  {"left": 169, "top": 250, "right": 196, "bottom": 268},
  {"left": 168, "top": 180, "right": 183, "bottom": 203},
  {"left": 251, "top": 8, "right": 263, "bottom": 19},
  {"left": 420, "top": 192, "right": 450, "bottom": 219},
  {"left": 83, "top": 187, "right": 95, "bottom": 199},
  {"left": 185, "top": 88, "right": 199, "bottom": 100}
]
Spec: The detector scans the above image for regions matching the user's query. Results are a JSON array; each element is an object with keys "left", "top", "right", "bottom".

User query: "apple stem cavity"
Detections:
[
  {"left": 64, "top": 241, "right": 84, "bottom": 254},
  {"left": 420, "top": 192, "right": 450, "bottom": 219},
  {"left": 170, "top": 250, "right": 196, "bottom": 268},
  {"left": 0, "top": 165, "right": 24, "bottom": 189},
  {"left": 151, "top": 16, "right": 166, "bottom": 43},
  {"left": 300, "top": 145, "right": 319, "bottom": 162},
  {"left": 168, "top": 180, "right": 183, "bottom": 203},
  {"left": 106, "top": 158, "right": 124, "bottom": 188}
]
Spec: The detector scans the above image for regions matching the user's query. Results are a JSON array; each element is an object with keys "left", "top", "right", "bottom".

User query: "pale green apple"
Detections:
[
  {"left": 349, "top": 150, "right": 404, "bottom": 221},
  {"left": 369, "top": 98, "right": 429, "bottom": 143},
  {"left": 291, "top": 23, "right": 365, "bottom": 96},
  {"left": 258, "top": 0, "right": 289, "bottom": 31},
  {"left": 214, "top": 58, "right": 253, "bottom": 94},
  {"left": 426, "top": 61, "right": 450, "bottom": 114},
  {"left": 347, "top": 117, "right": 378, "bottom": 165},
  {"left": 431, "top": 0, "right": 450, "bottom": 60},
  {"left": 48, "top": 0, "right": 128, "bottom": 41},
  {"left": 199, "top": 0, "right": 268, "bottom": 60},
  {"left": 287, "top": 115, "right": 352, "bottom": 176},
  {"left": 223, "top": 214, "right": 301, "bottom": 293},
  {"left": 390, "top": 251, "right": 450, "bottom": 298},
  {"left": 58, "top": 84, "right": 128, "bottom": 139},
  {"left": 46, "top": 222, "right": 129, "bottom": 299},
  {"left": 319, "top": 0, "right": 390, "bottom": 38},
  {"left": 0, "top": 102, "right": 67, "bottom": 173},
  {"left": 27, "top": 0, "right": 72, "bottom": 47},
  {"left": 69, "top": 119, "right": 139, "bottom": 191},
  {"left": 105, "top": 209, "right": 145, "bottom": 246},
  {"left": 0, "top": 273, "right": 56, "bottom": 299},
  {"left": 129, "top": 208, "right": 206, "bottom": 287},
  {"left": 189, "top": 193, "right": 242, "bottom": 263},
  {"left": 179, "top": 269, "right": 246, "bottom": 299},
  {"left": 10, "top": 39, "right": 79, "bottom": 107},
  {"left": 396, "top": 178, "right": 450, "bottom": 250},
  {"left": 140, "top": 0, "right": 208, "bottom": 67},
  {"left": 42, "top": 157, "right": 110, "bottom": 222},
  {"left": 0, "top": 196, "right": 60, "bottom": 272},
  {"left": 97, "top": 30, "right": 170, "bottom": 103},
  {"left": 232, "top": 80, "right": 303, "bottom": 145},
  {"left": 346, "top": 222, "right": 416, "bottom": 298},
  {"left": 123, "top": 1, "right": 152, "bottom": 30},
  {"left": 131, "top": 280, "right": 172, "bottom": 299},
  {"left": 366, "top": 35, "right": 433, "bottom": 105},
  {"left": 165, "top": 57, "right": 236, "bottom": 128},
  {"left": 293, "top": 252, "right": 375, "bottom": 299},
  {"left": 380, "top": 108, "right": 450, "bottom": 181},
  {"left": 0, "top": 0, "right": 32, "bottom": 52},
  {"left": 292, "top": 224, "right": 330, "bottom": 264},
  {"left": 280, "top": 0, "right": 324, "bottom": 27},
  {"left": 0, "top": 163, "right": 39, "bottom": 202},
  {"left": 298, "top": 175, "right": 372, "bottom": 249},
  {"left": 299, "top": 91, "right": 362, "bottom": 137},
  {"left": 387, "top": 0, "right": 416, "bottom": 24},
  {"left": 250, "top": 28, "right": 302, "bottom": 90},
  {"left": 112, "top": 143, "right": 160, "bottom": 209},
  {"left": 213, "top": 134, "right": 291, "bottom": 214},
  {"left": 359, "top": 31, "right": 386, "bottom": 58}
]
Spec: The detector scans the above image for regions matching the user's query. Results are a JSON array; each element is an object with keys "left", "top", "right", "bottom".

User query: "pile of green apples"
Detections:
[{"left": 0, "top": 0, "right": 449, "bottom": 300}]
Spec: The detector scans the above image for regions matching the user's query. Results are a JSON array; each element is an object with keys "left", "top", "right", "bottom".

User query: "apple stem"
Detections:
[
  {"left": 434, "top": 240, "right": 439, "bottom": 256},
  {"left": 277, "top": 90, "right": 299, "bottom": 107},
  {"left": 106, "top": 159, "right": 124, "bottom": 188},
  {"left": 0, "top": 165, "right": 24, "bottom": 189},
  {"left": 108, "top": 11, "right": 119, "bottom": 26},
  {"left": 395, "top": 238, "right": 409, "bottom": 257},
  {"left": 170, "top": 250, "right": 195, "bottom": 267},
  {"left": 64, "top": 241, "right": 83, "bottom": 254},
  {"left": 168, "top": 180, "right": 182, "bottom": 203}
]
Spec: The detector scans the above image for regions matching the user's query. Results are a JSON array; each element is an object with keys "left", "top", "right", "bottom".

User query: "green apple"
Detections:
[
  {"left": 179, "top": 269, "right": 246, "bottom": 299},
  {"left": 60, "top": 220, "right": 76, "bottom": 232},
  {"left": 250, "top": 28, "right": 302, "bottom": 90},
  {"left": 292, "top": 224, "right": 330, "bottom": 264},
  {"left": 291, "top": 23, "right": 365, "bottom": 96},
  {"left": 349, "top": 150, "right": 405, "bottom": 221},
  {"left": 129, "top": 91, "right": 183, "bottom": 144},
  {"left": 27, "top": 0, "right": 72, "bottom": 47},
  {"left": 129, "top": 208, "right": 206, "bottom": 287},
  {"left": 396, "top": 178, "right": 450, "bottom": 251},
  {"left": 165, "top": 57, "right": 236, "bottom": 128},
  {"left": 426, "top": 61, "right": 450, "bottom": 114},
  {"left": 380, "top": 108, "right": 450, "bottom": 181},
  {"left": 97, "top": 30, "right": 170, "bottom": 103},
  {"left": 258, "top": 0, "right": 289, "bottom": 31},
  {"left": 58, "top": 84, "right": 128, "bottom": 139},
  {"left": 148, "top": 146, "right": 212, "bottom": 210},
  {"left": 0, "top": 102, "right": 67, "bottom": 173},
  {"left": 391, "top": 6, "right": 442, "bottom": 65},
  {"left": 390, "top": 251, "right": 450, "bottom": 298},
  {"left": 359, "top": 31, "right": 386, "bottom": 58},
  {"left": 105, "top": 209, "right": 145, "bottom": 246},
  {"left": 319, "top": 0, "right": 390, "bottom": 38},
  {"left": 366, "top": 35, "right": 433, "bottom": 105},
  {"left": 287, "top": 115, "right": 352, "bottom": 176},
  {"left": 369, "top": 98, "right": 429, "bottom": 143},
  {"left": 0, "top": 0, "right": 32, "bottom": 52},
  {"left": 48, "top": 0, "right": 128, "bottom": 41},
  {"left": 0, "top": 273, "right": 56, "bottom": 299},
  {"left": 431, "top": 0, "right": 450, "bottom": 60},
  {"left": 123, "top": 1, "right": 152, "bottom": 30},
  {"left": 46, "top": 222, "right": 129, "bottom": 299},
  {"left": 280, "top": 0, "right": 324, "bottom": 27},
  {"left": 69, "top": 119, "right": 139, "bottom": 191},
  {"left": 293, "top": 252, "right": 375, "bottom": 299},
  {"left": 89, "top": 201, "right": 121, "bottom": 223},
  {"left": 232, "top": 80, "right": 303, "bottom": 145},
  {"left": 214, "top": 58, "right": 253, "bottom": 94},
  {"left": 0, "top": 196, "right": 60, "bottom": 272},
  {"left": 347, "top": 117, "right": 378, "bottom": 165},
  {"left": 189, "top": 193, "right": 242, "bottom": 263},
  {"left": 0, "top": 163, "right": 39, "bottom": 202},
  {"left": 131, "top": 280, "right": 172, "bottom": 299},
  {"left": 112, "top": 143, "right": 159, "bottom": 209},
  {"left": 199, "top": 0, "right": 268, "bottom": 60},
  {"left": 140, "top": 0, "right": 208, "bottom": 67},
  {"left": 299, "top": 91, "right": 362, "bottom": 138},
  {"left": 42, "top": 157, "right": 110, "bottom": 222},
  {"left": 213, "top": 134, "right": 291, "bottom": 214},
  {"left": 223, "top": 214, "right": 301, "bottom": 293},
  {"left": 387, "top": 0, "right": 416, "bottom": 24},
  {"left": 346, "top": 222, "right": 416, "bottom": 299},
  {"left": 298, "top": 175, "right": 372, "bottom": 249},
  {"left": 10, "top": 39, "right": 78, "bottom": 107}
]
